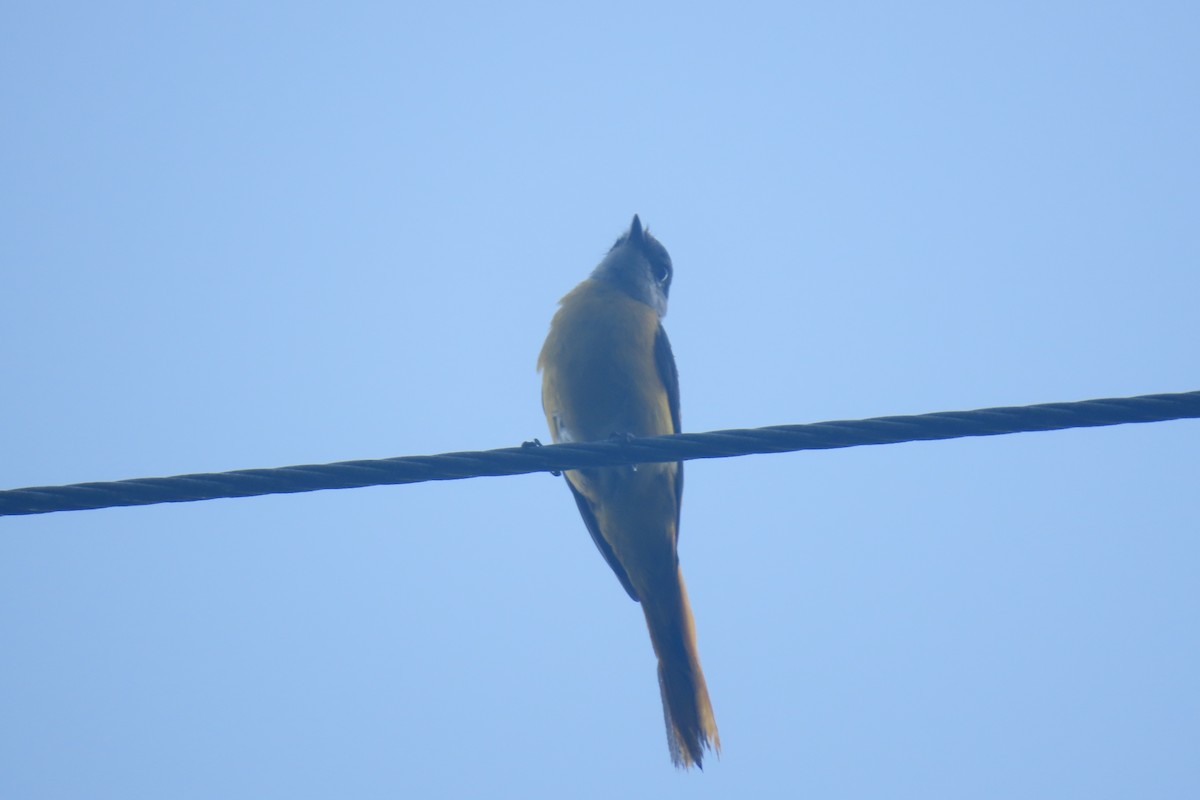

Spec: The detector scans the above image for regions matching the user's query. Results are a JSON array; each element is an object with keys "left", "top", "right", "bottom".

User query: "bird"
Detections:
[{"left": 537, "top": 215, "right": 719, "bottom": 768}]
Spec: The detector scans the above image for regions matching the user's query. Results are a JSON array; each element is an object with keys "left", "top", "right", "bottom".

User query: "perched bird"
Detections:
[{"left": 538, "top": 215, "right": 719, "bottom": 768}]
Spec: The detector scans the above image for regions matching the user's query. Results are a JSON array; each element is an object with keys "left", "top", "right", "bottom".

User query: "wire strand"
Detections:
[{"left": 2, "top": 390, "right": 1197, "bottom": 517}]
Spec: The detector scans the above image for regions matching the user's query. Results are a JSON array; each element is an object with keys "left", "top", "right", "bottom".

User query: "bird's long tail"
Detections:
[{"left": 641, "top": 567, "right": 720, "bottom": 768}]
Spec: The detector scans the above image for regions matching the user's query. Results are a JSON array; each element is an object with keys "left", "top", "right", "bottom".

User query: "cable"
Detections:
[{"left": 1, "top": 390, "right": 1197, "bottom": 517}]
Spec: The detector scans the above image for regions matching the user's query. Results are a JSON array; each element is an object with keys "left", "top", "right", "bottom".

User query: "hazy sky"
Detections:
[{"left": 3, "top": 2, "right": 1198, "bottom": 798}]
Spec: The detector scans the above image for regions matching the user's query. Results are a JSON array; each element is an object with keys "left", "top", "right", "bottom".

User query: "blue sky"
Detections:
[{"left": 2, "top": 2, "right": 1198, "bottom": 797}]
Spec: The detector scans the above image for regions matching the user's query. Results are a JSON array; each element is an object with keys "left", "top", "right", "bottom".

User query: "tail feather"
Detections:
[{"left": 642, "top": 568, "right": 719, "bottom": 768}]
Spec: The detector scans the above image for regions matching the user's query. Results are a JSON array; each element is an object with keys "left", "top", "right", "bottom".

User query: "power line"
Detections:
[{"left": 2, "top": 390, "right": 1197, "bottom": 518}]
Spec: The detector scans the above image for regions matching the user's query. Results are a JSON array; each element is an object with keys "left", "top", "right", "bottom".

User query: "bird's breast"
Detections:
[{"left": 538, "top": 280, "right": 670, "bottom": 443}]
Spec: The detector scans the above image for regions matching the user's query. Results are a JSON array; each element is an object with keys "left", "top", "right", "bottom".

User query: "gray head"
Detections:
[{"left": 589, "top": 215, "right": 674, "bottom": 318}]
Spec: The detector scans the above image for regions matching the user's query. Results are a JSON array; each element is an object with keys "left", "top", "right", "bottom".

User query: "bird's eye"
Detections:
[{"left": 652, "top": 261, "right": 670, "bottom": 285}]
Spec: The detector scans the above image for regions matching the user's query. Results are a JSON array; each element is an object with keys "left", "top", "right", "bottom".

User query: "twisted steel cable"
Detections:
[{"left": 2, "top": 390, "right": 1197, "bottom": 517}]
